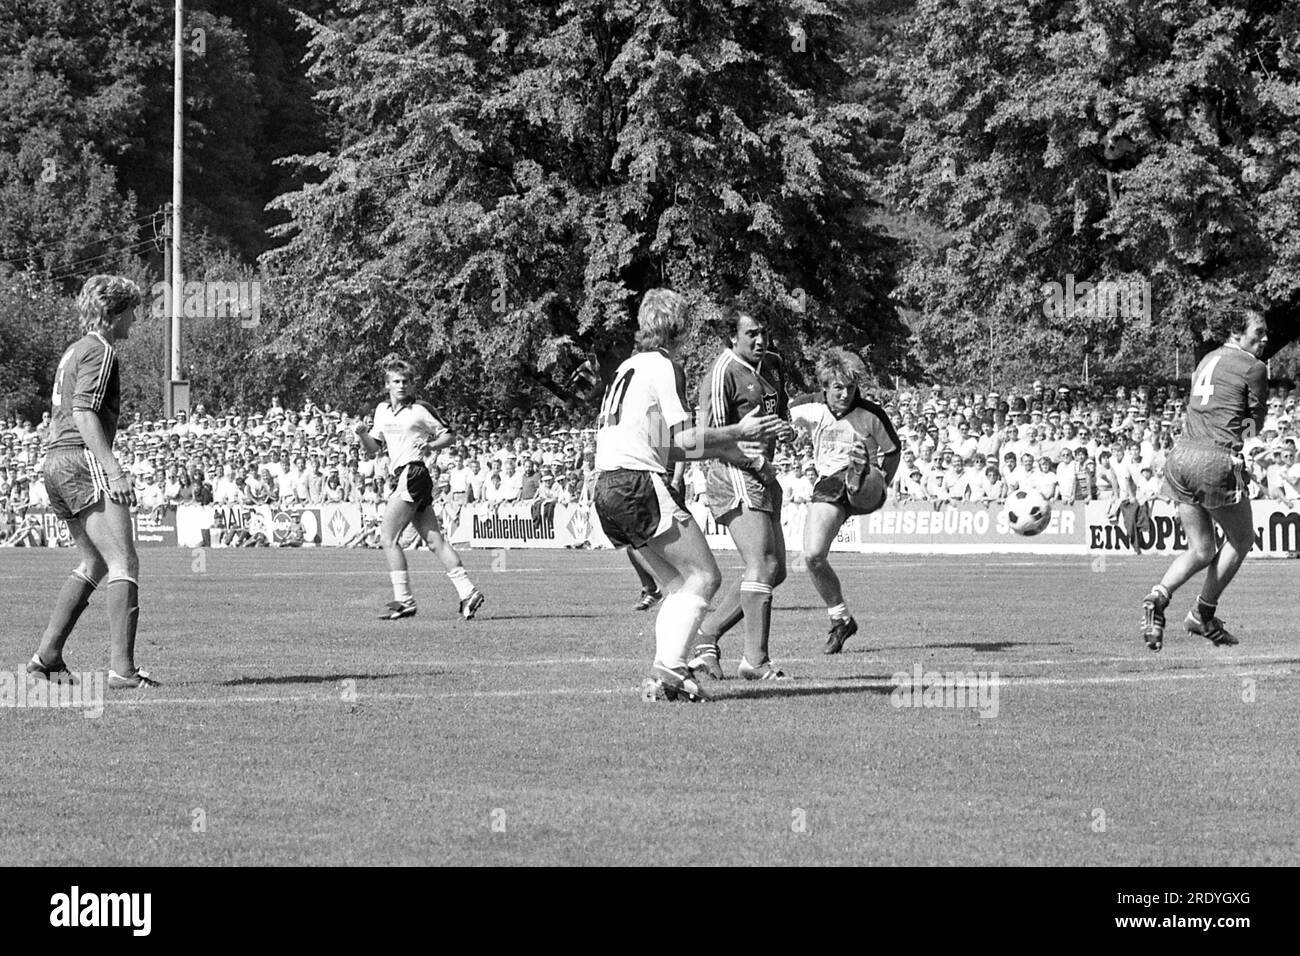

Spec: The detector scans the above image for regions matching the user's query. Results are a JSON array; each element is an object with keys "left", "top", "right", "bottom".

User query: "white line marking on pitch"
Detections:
[
  {"left": 221, "top": 651, "right": 1300, "bottom": 670},
  {"left": 92, "top": 664, "right": 1298, "bottom": 709}
]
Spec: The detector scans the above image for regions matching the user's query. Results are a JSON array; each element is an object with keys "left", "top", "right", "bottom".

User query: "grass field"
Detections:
[{"left": 2, "top": 546, "right": 1298, "bottom": 866}]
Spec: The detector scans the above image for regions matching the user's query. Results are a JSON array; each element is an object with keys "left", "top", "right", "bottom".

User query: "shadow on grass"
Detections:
[
  {"left": 918, "top": 640, "right": 1069, "bottom": 653},
  {"left": 718, "top": 680, "right": 898, "bottom": 701},
  {"left": 484, "top": 613, "right": 604, "bottom": 621},
  {"left": 220, "top": 671, "right": 446, "bottom": 687}
]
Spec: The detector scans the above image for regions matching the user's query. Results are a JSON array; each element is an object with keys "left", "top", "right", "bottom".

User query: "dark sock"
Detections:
[
  {"left": 38, "top": 572, "right": 97, "bottom": 664},
  {"left": 740, "top": 582, "right": 774, "bottom": 666},
  {"left": 106, "top": 579, "right": 140, "bottom": 675},
  {"left": 699, "top": 579, "right": 744, "bottom": 643},
  {"left": 1197, "top": 597, "right": 1218, "bottom": 621},
  {"left": 628, "top": 553, "right": 657, "bottom": 592}
]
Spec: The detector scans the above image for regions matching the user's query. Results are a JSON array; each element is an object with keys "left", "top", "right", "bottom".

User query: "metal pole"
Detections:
[
  {"left": 162, "top": 206, "right": 172, "bottom": 416},
  {"left": 171, "top": 0, "right": 184, "bottom": 400}
]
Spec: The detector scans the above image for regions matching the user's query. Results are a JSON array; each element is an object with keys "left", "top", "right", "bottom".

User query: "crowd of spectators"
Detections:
[{"left": 3, "top": 377, "right": 1300, "bottom": 546}]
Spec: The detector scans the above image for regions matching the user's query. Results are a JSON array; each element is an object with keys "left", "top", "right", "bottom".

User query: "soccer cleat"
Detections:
[
  {"left": 379, "top": 599, "right": 417, "bottom": 620},
  {"left": 642, "top": 663, "right": 709, "bottom": 702},
  {"left": 459, "top": 588, "right": 485, "bottom": 620},
  {"left": 686, "top": 642, "right": 724, "bottom": 680},
  {"left": 738, "top": 658, "right": 790, "bottom": 681},
  {"left": 1141, "top": 591, "right": 1168, "bottom": 651},
  {"left": 823, "top": 616, "right": 858, "bottom": 655},
  {"left": 108, "top": 668, "right": 160, "bottom": 690},
  {"left": 634, "top": 588, "right": 664, "bottom": 611},
  {"left": 1185, "top": 608, "right": 1238, "bottom": 647},
  {"left": 26, "top": 654, "right": 77, "bottom": 685}
]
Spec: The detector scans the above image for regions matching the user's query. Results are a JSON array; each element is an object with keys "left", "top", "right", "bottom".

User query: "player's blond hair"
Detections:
[
  {"left": 381, "top": 354, "right": 416, "bottom": 382},
  {"left": 815, "top": 347, "right": 868, "bottom": 389},
  {"left": 634, "top": 288, "right": 688, "bottom": 351},
  {"left": 78, "top": 275, "right": 142, "bottom": 332}
]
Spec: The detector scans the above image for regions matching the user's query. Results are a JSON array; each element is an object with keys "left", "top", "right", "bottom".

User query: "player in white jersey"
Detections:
[
  {"left": 356, "top": 357, "right": 484, "bottom": 621},
  {"left": 593, "top": 289, "right": 781, "bottom": 702},
  {"left": 789, "top": 348, "right": 901, "bottom": 654}
]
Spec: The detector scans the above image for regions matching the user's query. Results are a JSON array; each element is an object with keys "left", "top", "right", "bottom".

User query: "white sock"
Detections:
[
  {"left": 828, "top": 602, "right": 849, "bottom": 621},
  {"left": 654, "top": 592, "right": 709, "bottom": 670},
  {"left": 446, "top": 566, "right": 474, "bottom": 600},
  {"left": 390, "top": 570, "right": 412, "bottom": 602}
]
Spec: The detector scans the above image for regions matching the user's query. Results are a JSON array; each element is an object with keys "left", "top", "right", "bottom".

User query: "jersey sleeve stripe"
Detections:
[
  {"left": 862, "top": 398, "right": 901, "bottom": 454},
  {"left": 87, "top": 342, "right": 115, "bottom": 411},
  {"left": 710, "top": 354, "right": 729, "bottom": 427},
  {"left": 415, "top": 400, "right": 450, "bottom": 436}
]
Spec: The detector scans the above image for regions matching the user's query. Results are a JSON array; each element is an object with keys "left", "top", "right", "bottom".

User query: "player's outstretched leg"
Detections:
[
  {"left": 1183, "top": 500, "right": 1254, "bottom": 647},
  {"left": 29, "top": 518, "right": 104, "bottom": 684},
  {"left": 638, "top": 522, "right": 721, "bottom": 702},
  {"left": 414, "top": 509, "right": 484, "bottom": 619},
  {"left": 378, "top": 497, "right": 418, "bottom": 619},
  {"left": 1141, "top": 504, "right": 1216, "bottom": 650},
  {"left": 628, "top": 548, "right": 663, "bottom": 611},
  {"left": 803, "top": 502, "right": 857, "bottom": 654}
]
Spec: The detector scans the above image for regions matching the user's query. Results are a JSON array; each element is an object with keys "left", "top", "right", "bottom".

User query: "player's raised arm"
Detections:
[
  {"left": 669, "top": 406, "right": 782, "bottom": 464},
  {"left": 356, "top": 410, "right": 382, "bottom": 458}
]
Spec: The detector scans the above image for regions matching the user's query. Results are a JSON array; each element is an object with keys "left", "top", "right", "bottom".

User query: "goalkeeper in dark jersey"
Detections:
[{"left": 1141, "top": 306, "right": 1269, "bottom": 651}]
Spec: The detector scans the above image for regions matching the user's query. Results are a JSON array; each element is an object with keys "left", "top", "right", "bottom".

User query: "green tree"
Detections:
[
  {"left": 886, "top": 0, "right": 1300, "bottom": 388},
  {"left": 0, "top": 270, "right": 78, "bottom": 422},
  {"left": 264, "top": 0, "right": 908, "bottom": 414}
]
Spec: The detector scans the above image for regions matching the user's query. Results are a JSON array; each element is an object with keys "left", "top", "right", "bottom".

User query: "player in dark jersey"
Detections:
[
  {"left": 1141, "top": 308, "right": 1269, "bottom": 650},
  {"left": 28, "top": 275, "right": 159, "bottom": 689},
  {"left": 790, "top": 348, "right": 900, "bottom": 653},
  {"left": 687, "top": 307, "right": 796, "bottom": 681},
  {"left": 593, "top": 289, "right": 781, "bottom": 702}
]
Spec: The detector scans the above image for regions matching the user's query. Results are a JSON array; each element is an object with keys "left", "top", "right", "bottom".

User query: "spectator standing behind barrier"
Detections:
[{"left": 1028, "top": 456, "right": 1057, "bottom": 499}]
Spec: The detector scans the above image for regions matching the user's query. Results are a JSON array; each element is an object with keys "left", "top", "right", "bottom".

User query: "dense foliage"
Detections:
[{"left": 1, "top": 0, "right": 1297, "bottom": 423}]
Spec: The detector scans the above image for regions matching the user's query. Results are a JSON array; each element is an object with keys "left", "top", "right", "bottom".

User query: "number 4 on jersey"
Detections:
[
  {"left": 599, "top": 369, "right": 635, "bottom": 428},
  {"left": 1191, "top": 354, "right": 1221, "bottom": 406},
  {"left": 51, "top": 349, "right": 73, "bottom": 407}
]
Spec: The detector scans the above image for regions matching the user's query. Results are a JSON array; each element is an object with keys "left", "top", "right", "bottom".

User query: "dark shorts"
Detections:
[
  {"left": 813, "top": 467, "right": 888, "bottom": 516},
  {"left": 391, "top": 461, "right": 434, "bottom": 512},
  {"left": 704, "top": 461, "right": 781, "bottom": 519},
  {"left": 1162, "top": 442, "right": 1247, "bottom": 510},
  {"left": 594, "top": 469, "right": 692, "bottom": 549},
  {"left": 43, "top": 446, "right": 110, "bottom": 520}
]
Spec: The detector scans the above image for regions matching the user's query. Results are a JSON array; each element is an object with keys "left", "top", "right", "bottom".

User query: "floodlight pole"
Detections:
[{"left": 168, "top": 0, "right": 185, "bottom": 417}]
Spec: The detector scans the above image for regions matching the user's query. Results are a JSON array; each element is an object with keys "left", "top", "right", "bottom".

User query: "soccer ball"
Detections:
[{"left": 1004, "top": 489, "right": 1052, "bottom": 536}]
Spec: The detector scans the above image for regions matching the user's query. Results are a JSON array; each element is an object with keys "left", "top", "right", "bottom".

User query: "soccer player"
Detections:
[
  {"left": 357, "top": 357, "right": 485, "bottom": 620},
  {"left": 1141, "top": 307, "right": 1269, "bottom": 650},
  {"left": 28, "top": 275, "right": 158, "bottom": 688},
  {"left": 790, "top": 348, "right": 901, "bottom": 654},
  {"left": 687, "top": 307, "right": 795, "bottom": 681},
  {"left": 593, "top": 289, "right": 780, "bottom": 702}
]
